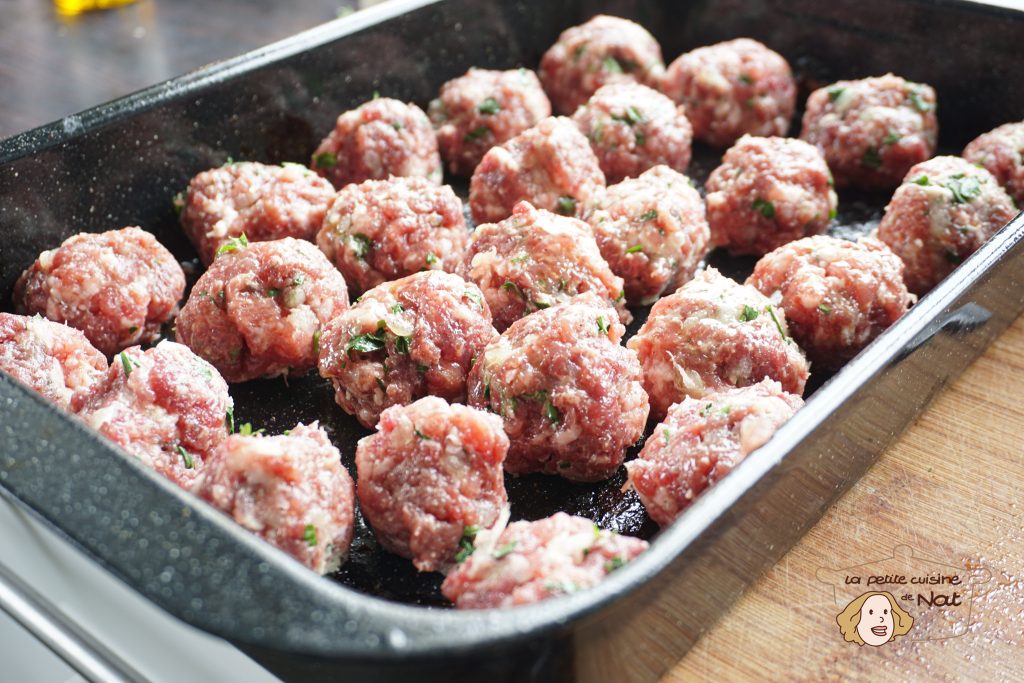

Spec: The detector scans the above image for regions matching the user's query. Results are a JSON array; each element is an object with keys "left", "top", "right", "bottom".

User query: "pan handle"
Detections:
[{"left": 0, "top": 560, "right": 147, "bottom": 683}]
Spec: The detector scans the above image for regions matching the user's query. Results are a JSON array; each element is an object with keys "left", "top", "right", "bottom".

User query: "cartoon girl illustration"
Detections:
[{"left": 836, "top": 591, "right": 914, "bottom": 646}]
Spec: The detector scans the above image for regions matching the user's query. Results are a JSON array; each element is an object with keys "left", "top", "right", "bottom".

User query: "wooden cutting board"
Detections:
[{"left": 664, "top": 314, "right": 1024, "bottom": 681}]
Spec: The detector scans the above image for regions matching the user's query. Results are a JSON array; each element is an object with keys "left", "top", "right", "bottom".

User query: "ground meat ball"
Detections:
[
  {"left": 13, "top": 227, "right": 185, "bottom": 356},
  {"left": 461, "top": 201, "right": 628, "bottom": 331},
  {"left": 963, "top": 121, "right": 1024, "bottom": 206},
  {"left": 662, "top": 38, "right": 796, "bottom": 148},
  {"left": 177, "top": 161, "right": 335, "bottom": 266},
  {"left": 467, "top": 295, "right": 648, "bottom": 482},
  {"left": 747, "top": 236, "right": 913, "bottom": 369},
  {"left": 77, "top": 341, "right": 231, "bottom": 489},
  {"left": 627, "top": 380, "right": 803, "bottom": 526},
  {"left": 318, "top": 271, "right": 497, "bottom": 429},
  {"left": 539, "top": 15, "right": 665, "bottom": 116},
  {"left": 310, "top": 97, "right": 442, "bottom": 188},
  {"left": 316, "top": 176, "right": 467, "bottom": 294},
  {"left": 194, "top": 422, "right": 355, "bottom": 575},
  {"left": 0, "top": 313, "right": 107, "bottom": 411},
  {"left": 571, "top": 83, "right": 692, "bottom": 184},
  {"left": 355, "top": 396, "right": 509, "bottom": 572},
  {"left": 800, "top": 74, "right": 938, "bottom": 189},
  {"left": 876, "top": 156, "right": 1017, "bottom": 295},
  {"left": 469, "top": 117, "right": 605, "bottom": 225},
  {"left": 441, "top": 512, "right": 648, "bottom": 609},
  {"left": 585, "top": 166, "right": 709, "bottom": 305},
  {"left": 627, "top": 267, "right": 809, "bottom": 422},
  {"left": 429, "top": 68, "right": 552, "bottom": 177},
  {"left": 705, "top": 136, "right": 838, "bottom": 256},
  {"left": 176, "top": 238, "right": 348, "bottom": 383}
]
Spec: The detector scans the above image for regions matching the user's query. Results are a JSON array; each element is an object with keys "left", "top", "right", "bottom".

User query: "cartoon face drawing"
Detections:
[
  {"left": 857, "top": 594, "right": 895, "bottom": 646},
  {"left": 836, "top": 591, "right": 914, "bottom": 646}
]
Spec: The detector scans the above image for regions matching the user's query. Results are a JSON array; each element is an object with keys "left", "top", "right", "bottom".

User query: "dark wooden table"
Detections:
[{"left": 0, "top": 0, "right": 357, "bottom": 140}]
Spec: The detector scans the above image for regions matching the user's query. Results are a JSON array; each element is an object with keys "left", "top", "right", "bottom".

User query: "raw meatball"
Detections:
[
  {"left": 316, "top": 176, "right": 467, "bottom": 294},
  {"left": 318, "top": 271, "right": 497, "bottom": 429},
  {"left": 800, "top": 74, "right": 938, "bottom": 188},
  {"left": 662, "top": 38, "right": 796, "bottom": 148},
  {"left": 705, "top": 136, "right": 837, "bottom": 256},
  {"left": 627, "top": 267, "right": 809, "bottom": 421},
  {"left": 571, "top": 83, "right": 692, "bottom": 184},
  {"left": 469, "top": 117, "right": 605, "bottom": 225},
  {"left": 467, "top": 295, "right": 648, "bottom": 482},
  {"left": 13, "top": 227, "right": 186, "bottom": 356},
  {"left": 539, "top": 15, "right": 665, "bottom": 115},
  {"left": 310, "top": 97, "right": 442, "bottom": 188},
  {"left": 441, "top": 512, "right": 648, "bottom": 609},
  {"left": 77, "top": 341, "right": 232, "bottom": 489},
  {"left": 355, "top": 396, "right": 509, "bottom": 572},
  {"left": 461, "top": 201, "right": 628, "bottom": 331},
  {"left": 963, "top": 121, "right": 1024, "bottom": 205},
  {"left": 176, "top": 161, "right": 335, "bottom": 266},
  {"left": 876, "top": 156, "right": 1017, "bottom": 294},
  {"left": 176, "top": 238, "right": 349, "bottom": 383},
  {"left": 627, "top": 380, "right": 803, "bottom": 526},
  {"left": 429, "top": 68, "right": 552, "bottom": 177},
  {"left": 585, "top": 166, "right": 709, "bottom": 305},
  {"left": 0, "top": 313, "right": 107, "bottom": 411},
  {"left": 747, "top": 236, "right": 913, "bottom": 369},
  {"left": 194, "top": 422, "right": 355, "bottom": 575}
]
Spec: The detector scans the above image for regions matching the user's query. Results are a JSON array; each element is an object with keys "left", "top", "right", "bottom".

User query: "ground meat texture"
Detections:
[
  {"left": 318, "top": 271, "right": 497, "bottom": 429},
  {"left": 746, "top": 236, "right": 913, "bottom": 370},
  {"left": 585, "top": 166, "right": 709, "bottom": 305},
  {"left": 571, "top": 83, "right": 692, "bottom": 185},
  {"left": 539, "top": 15, "right": 665, "bottom": 116},
  {"left": 310, "top": 97, "right": 442, "bottom": 188},
  {"left": 429, "top": 68, "right": 552, "bottom": 177},
  {"left": 176, "top": 238, "right": 348, "bottom": 383},
  {"left": 0, "top": 313, "right": 107, "bottom": 412},
  {"left": 963, "top": 121, "right": 1024, "bottom": 206},
  {"left": 355, "top": 396, "right": 509, "bottom": 572},
  {"left": 467, "top": 295, "right": 648, "bottom": 482},
  {"left": 461, "top": 201, "right": 628, "bottom": 332},
  {"left": 662, "top": 38, "right": 796, "bottom": 148},
  {"left": 800, "top": 74, "right": 938, "bottom": 189},
  {"left": 469, "top": 117, "right": 605, "bottom": 225},
  {"left": 441, "top": 512, "right": 648, "bottom": 609},
  {"left": 627, "top": 267, "right": 809, "bottom": 422},
  {"left": 77, "top": 341, "right": 231, "bottom": 489},
  {"left": 316, "top": 176, "right": 467, "bottom": 295},
  {"left": 13, "top": 227, "right": 185, "bottom": 357},
  {"left": 627, "top": 380, "right": 803, "bottom": 527},
  {"left": 705, "top": 136, "right": 838, "bottom": 256},
  {"left": 876, "top": 156, "right": 1017, "bottom": 295},
  {"left": 194, "top": 423, "right": 355, "bottom": 575},
  {"left": 177, "top": 161, "right": 335, "bottom": 266}
]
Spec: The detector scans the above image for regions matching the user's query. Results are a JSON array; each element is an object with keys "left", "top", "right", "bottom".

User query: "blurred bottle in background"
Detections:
[{"left": 54, "top": 0, "right": 137, "bottom": 17}]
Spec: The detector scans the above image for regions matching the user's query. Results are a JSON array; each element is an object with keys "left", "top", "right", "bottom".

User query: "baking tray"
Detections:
[{"left": 1, "top": 0, "right": 1023, "bottom": 680}]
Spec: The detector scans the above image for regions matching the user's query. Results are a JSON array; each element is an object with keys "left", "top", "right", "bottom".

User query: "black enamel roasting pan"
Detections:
[{"left": 1, "top": 0, "right": 1023, "bottom": 680}]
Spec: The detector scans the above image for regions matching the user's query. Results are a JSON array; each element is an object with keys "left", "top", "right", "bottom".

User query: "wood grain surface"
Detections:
[{"left": 665, "top": 313, "right": 1024, "bottom": 682}]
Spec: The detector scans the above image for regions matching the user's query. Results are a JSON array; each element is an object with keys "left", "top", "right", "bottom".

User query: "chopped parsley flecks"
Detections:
[
  {"left": 216, "top": 233, "right": 249, "bottom": 256},
  {"left": 345, "top": 331, "right": 387, "bottom": 357},
  {"left": 738, "top": 73, "right": 754, "bottom": 85},
  {"left": 913, "top": 174, "right": 931, "bottom": 186},
  {"left": 861, "top": 146, "right": 882, "bottom": 170},
  {"left": 477, "top": 97, "right": 501, "bottom": 115},
  {"left": 765, "top": 305, "right": 790, "bottom": 343},
  {"left": 176, "top": 445, "right": 194, "bottom": 469},
  {"left": 602, "top": 56, "right": 623, "bottom": 74},
  {"left": 739, "top": 304, "right": 760, "bottom": 322},
  {"left": 312, "top": 329, "right": 322, "bottom": 356},
  {"left": 303, "top": 524, "right": 318, "bottom": 547},
  {"left": 557, "top": 196, "right": 577, "bottom": 216},
  {"left": 455, "top": 525, "right": 479, "bottom": 563},
  {"left": 119, "top": 351, "right": 139, "bottom": 377},
  {"left": 597, "top": 316, "right": 609, "bottom": 335},
  {"left": 827, "top": 86, "right": 846, "bottom": 103},
  {"left": 818, "top": 303, "right": 833, "bottom": 314},
  {"left": 464, "top": 125, "right": 490, "bottom": 142},
  {"left": 908, "top": 88, "right": 933, "bottom": 113},
  {"left": 350, "top": 233, "right": 372, "bottom": 260},
  {"left": 752, "top": 197, "right": 776, "bottom": 219},
  {"left": 314, "top": 152, "right": 337, "bottom": 168},
  {"left": 945, "top": 173, "right": 982, "bottom": 204},
  {"left": 604, "top": 556, "right": 626, "bottom": 573},
  {"left": 425, "top": 252, "right": 438, "bottom": 266},
  {"left": 493, "top": 542, "right": 517, "bottom": 559},
  {"left": 625, "top": 244, "right": 644, "bottom": 254},
  {"left": 639, "top": 209, "right": 658, "bottom": 221}
]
